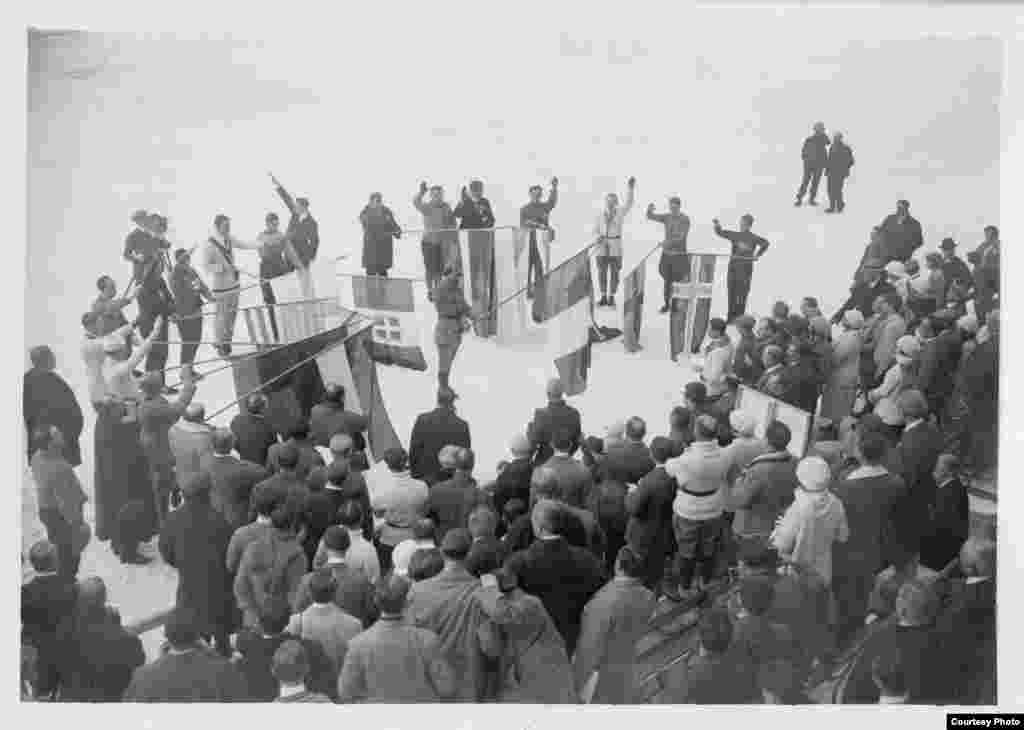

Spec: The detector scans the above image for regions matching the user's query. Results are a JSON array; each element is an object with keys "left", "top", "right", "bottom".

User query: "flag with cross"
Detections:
[
  {"left": 670, "top": 254, "right": 718, "bottom": 361},
  {"left": 351, "top": 275, "right": 428, "bottom": 371}
]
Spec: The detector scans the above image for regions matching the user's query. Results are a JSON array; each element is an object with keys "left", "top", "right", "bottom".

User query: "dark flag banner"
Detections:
[
  {"left": 670, "top": 254, "right": 716, "bottom": 361},
  {"left": 533, "top": 248, "right": 595, "bottom": 396},
  {"left": 460, "top": 229, "right": 497, "bottom": 338},
  {"left": 622, "top": 260, "right": 646, "bottom": 353},
  {"left": 344, "top": 328, "right": 403, "bottom": 458},
  {"left": 351, "top": 275, "right": 428, "bottom": 371}
]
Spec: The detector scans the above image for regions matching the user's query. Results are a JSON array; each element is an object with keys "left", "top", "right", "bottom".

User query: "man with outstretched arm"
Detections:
[
  {"left": 270, "top": 174, "right": 319, "bottom": 299},
  {"left": 521, "top": 178, "right": 559, "bottom": 299},
  {"left": 712, "top": 214, "right": 770, "bottom": 322},
  {"left": 647, "top": 196, "right": 691, "bottom": 313},
  {"left": 592, "top": 177, "right": 636, "bottom": 308}
]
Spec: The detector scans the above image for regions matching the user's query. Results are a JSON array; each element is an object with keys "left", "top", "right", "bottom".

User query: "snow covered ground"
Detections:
[{"left": 23, "top": 18, "right": 1001, "bottom": 650}]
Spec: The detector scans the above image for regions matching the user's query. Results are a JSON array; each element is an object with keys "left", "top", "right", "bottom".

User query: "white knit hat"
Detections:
[
  {"left": 729, "top": 410, "right": 756, "bottom": 437},
  {"left": 796, "top": 456, "right": 832, "bottom": 492}
]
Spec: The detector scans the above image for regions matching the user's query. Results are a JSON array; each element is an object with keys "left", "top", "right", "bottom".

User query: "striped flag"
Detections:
[
  {"left": 670, "top": 254, "right": 716, "bottom": 360},
  {"left": 622, "top": 260, "right": 645, "bottom": 353},
  {"left": 458, "top": 229, "right": 497, "bottom": 338},
  {"left": 351, "top": 276, "right": 428, "bottom": 371},
  {"left": 495, "top": 228, "right": 532, "bottom": 344},
  {"left": 532, "top": 248, "right": 594, "bottom": 396},
  {"left": 240, "top": 298, "right": 344, "bottom": 345}
]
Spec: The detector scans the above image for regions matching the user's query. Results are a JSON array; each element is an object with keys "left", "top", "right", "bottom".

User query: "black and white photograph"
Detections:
[{"left": 14, "top": 2, "right": 1018, "bottom": 720}]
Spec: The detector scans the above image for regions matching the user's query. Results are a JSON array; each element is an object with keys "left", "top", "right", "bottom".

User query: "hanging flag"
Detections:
[
  {"left": 533, "top": 248, "right": 594, "bottom": 396},
  {"left": 622, "top": 260, "right": 646, "bottom": 353},
  {"left": 351, "top": 276, "right": 428, "bottom": 371},
  {"left": 458, "top": 228, "right": 497, "bottom": 338},
  {"left": 495, "top": 228, "right": 531, "bottom": 344},
  {"left": 231, "top": 302, "right": 402, "bottom": 460},
  {"left": 670, "top": 254, "right": 717, "bottom": 361}
]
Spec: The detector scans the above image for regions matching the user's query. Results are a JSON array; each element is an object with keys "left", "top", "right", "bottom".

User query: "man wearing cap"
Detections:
[
  {"left": 877, "top": 200, "right": 924, "bottom": 263},
  {"left": 771, "top": 456, "right": 848, "bottom": 587},
  {"left": 646, "top": 196, "right": 691, "bottom": 313},
  {"left": 270, "top": 174, "right": 319, "bottom": 299},
  {"left": 409, "top": 388, "right": 472, "bottom": 485},
  {"left": 433, "top": 266, "right": 474, "bottom": 394},
  {"left": 593, "top": 177, "right": 636, "bottom": 307},
  {"left": 825, "top": 131, "right": 855, "bottom": 213},
  {"left": 794, "top": 122, "right": 830, "bottom": 207},
  {"left": 200, "top": 213, "right": 262, "bottom": 357},
  {"left": 520, "top": 177, "right": 559, "bottom": 297},
  {"left": 938, "top": 237, "right": 973, "bottom": 299},
  {"left": 159, "top": 473, "right": 236, "bottom": 656},
  {"left": 488, "top": 433, "right": 535, "bottom": 518},
  {"left": 414, "top": 181, "right": 459, "bottom": 297},
  {"left": 309, "top": 383, "right": 368, "bottom": 448},
  {"left": 138, "top": 366, "right": 197, "bottom": 528},
  {"left": 404, "top": 527, "right": 492, "bottom": 701},
  {"left": 713, "top": 214, "right": 771, "bottom": 322},
  {"left": 169, "top": 248, "right": 213, "bottom": 366}
]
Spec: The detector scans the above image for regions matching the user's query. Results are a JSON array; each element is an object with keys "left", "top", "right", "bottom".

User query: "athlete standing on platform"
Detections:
[
  {"left": 712, "top": 214, "right": 771, "bottom": 323},
  {"left": 646, "top": 197, "right": 691, "bottom": 313},
  {"left": 593, "top": 177, "right": 636, "bottom": 308},
  {"left": 520, "top": 177, "right": 558, "bottom": 299},
  {"left": 414, "top": 182, "right": 458, "bottom": 299}
]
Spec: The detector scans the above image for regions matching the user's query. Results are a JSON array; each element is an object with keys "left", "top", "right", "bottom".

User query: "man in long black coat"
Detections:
[
  {"left": 915, "top": 315, "right": 962, "bottom": 423},
  {"left": 158, "top": 473, "right": 237, "bottom": 657},
  {"left": 489, "top": 433, "right": 535, "bottom": 519},
  {"left": 895, "top": 391, "right": 944, "bottom": 550},
  {"left": 309, "top": 384, "right": 368, "bottom": 448},
  {"left": 24, "top": 346, "right": 83, "bottom": 467},
  {"left": 409, "top": 388, "right": 471, "bottom": 485},
  {"left": 506, "top": 501, "right": 607, "bottom": 656},
  {"left": 229, "top": 394, "right": 279, "bottom": 468},
  {"left": 625, "top": 437, "right": 678, "bottom": 592},
  {"left": 825, "top": 131, "right": 855, "bottom": 213},
  {"left": 601, "top": 417, "right": 656, "bottom": 485},
  {"left": 794, "top": 122, "right": 830, "bottom": 206},
  {"left": 527, "top": 378, "right": 583, "bottom": 465},
  {"left": 21, "top": 540, "right": 77, "bottom": 699}
]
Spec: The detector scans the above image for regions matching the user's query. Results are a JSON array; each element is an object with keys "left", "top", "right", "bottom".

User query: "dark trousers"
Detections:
[
  {"left": 150, "top": 463, "right": 176, "bottom": 529},
  {"left": 526, "top": 235, "right": 545, "bottom": 296},
  {"left": 672, "top": 514, "right": 723, "bottom": 590},
  {"left": 176, "top": 315, "right": 203, "bottom": 366},
  {"left": 376, "top": 541, "right": 395, "bottom": 576},
  {"left": 115, "top": 499, "right": 149, "bottom": 558},
  {"left": 422, "top": 241, "right": 443, "bottom": 293},
  {"left": 826, "top": 173, "right": 847, "bottom": 211},
  {"left": 797, "top": 162, "right": 824, "bottom": 203},
  {"left": 38, "top": 507, "right": 80, "bottom": 580},
  {"left": 659, "top": 252, "right": 688, "bottom": 307},
  {"left": 727, "top": 262, "right": 753, "bottom": 322},
  {"left": 596, "top": 256, "right": 622, "bottom": 296},
  {"left": 365, "top": 266, "right": 389, "bottom": 277},
  {"left": 137, "top": 285, "right": 172, "bottom": 374},
  {"left": 260, "top": 280, "right": 281, "bottom": 341},
  {"left": 200, "top": 631, "right": 233, "bottom": 658}
]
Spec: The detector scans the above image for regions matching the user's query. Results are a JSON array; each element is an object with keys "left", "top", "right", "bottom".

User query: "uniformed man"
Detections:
[
  {"left": 433, "top": 267, "right": 473, "bottom": 396},
  {"left": 646, "top": 196, "right": 691, "bottom": 313},
  {"left": 520, "top": 177, "right": 558, "bottom": 299},
  {"left": 713, "top": 214, "right": 771, "bottom": 322},
  {"left": 592, "top": 177, "right": 636, "bottom": 307}
]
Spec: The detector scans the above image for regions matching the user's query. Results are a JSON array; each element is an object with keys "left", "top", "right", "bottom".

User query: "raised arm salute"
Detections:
[
  {"left": 521, "top": 177, "right": 558, "bottom": 298},
  {"left": 593, "top": 177, "right": 636, "bottom": 308},
  {"left": 647, "top": 197, "right": 690, "bottom": 313},
  {"left": 713, "top": 214, "right": 770, "bottom": 322},
  {"left": 270, "top": 173, "right": 319, "bottom": 299},
  {"left": 414, "top": 181, "right": 457, "bottom": 299}
]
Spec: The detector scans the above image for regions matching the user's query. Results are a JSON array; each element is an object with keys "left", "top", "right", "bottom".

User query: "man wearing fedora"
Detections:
[{"left": 938, "top": 237, "right": 973, "bottom": 300}]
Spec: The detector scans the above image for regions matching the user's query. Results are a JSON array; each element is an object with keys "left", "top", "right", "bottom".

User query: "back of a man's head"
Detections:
[
  {"left": 530, "top": 466, "right": 560, "bottom": 502},
  {"left": 684, "top": 381, "right": 708, "bottom": 405},
  {"left": 897, "top": 389, "right": 929, "bottom": 422},
  {"left": 329, "top": 433, "right": 354, "bottom": 459},
  {"left": 323, "top": 525, "right": 351, "bottom": 555},
  {"left": 625, "top": 417, "right": 646, "bottom": 442},
  {"left": 28, "top": 540, "right": 57, "bottom": 574},
  {"left": 546, "top": 378, "right": 565, "bottom": 401},
  {"left": 325, "top": 384, "right": 346, "bottom": 406},
  {"left": 252, "top": 487, "right": 280, "bottom": 519},
  {"left": 408, "top": 548, "right": 444, "bottom": 582},
  {"left": 468, "top": 506, "right": 498, "bottom": 540},
  {"left": 532, "top": 498, "right": 563, "bottom": 538},
  {"left": 455, "top": 447, "right": 475, "bottom": 473},
  {"left": 764, "top": 420, "right": 792, "bottom": 453},
  {"left": 375, "top": 574, "right": 411, "bottom": 615},
  {"left": 412, "top": 518, "right": 436, "bottom": 543},
  {"left": 858, "top": 430, "right": 889, "bottom": 465},
  {"left": 698, "top": 608, "right": 733, "bottom": 655},
  {"left": 693, "top": 414, "right": 719, "bottom": 442},
  {"left": 246, "top": 393, "right": 268, "bottom": 415},
  {"left": 670, "top": 405, "right": 691, "bottom": 432},
  {"left": 272, "top": 640, "right": 310, "bottom": 685},
  {"left": 437, "top": 444, "right": 460, "bottom": 471},
  {"left": 275, "top": 442, "right": 300, "bottom": 471},
  {"left": 551, "top": 427, "right": 574, "bottom": 454},
  {"left": 326, "top": 461, "right": 350, "bottom": 487},
  {"left": 440, "top": 527, "right": 472, "bottom": 561},
  {"left": 164, "top": 607, "right": 201, "bottom": 648},
  {"left": 649, "top": 436, "right": 675, "bottom": 465},
  {"left": 184, "top": 403, "right": 205, "bottom": 423},
  {"left": 77, "top": 576, "right": 108, "bottom": 615},
  {"left": 212, "top": 428, "right": 235, "bottom": 455},
  {"left": 383, "top": 447, "right": 408, "bottom": 472},
  {"left": 259, "top": 596, "right": 293, "bottom": 635},
  {"left": 288, "top": 422, "right": 311, "bottom": 442},
  {"left": 309, "top": 569, "right": 338, "bottom": 605},
  {"left": 739, "top": 576, "right": 776, "bottom": 616},
  {"left": 337, "top": 501, "right": 364, "bottom": 530}
]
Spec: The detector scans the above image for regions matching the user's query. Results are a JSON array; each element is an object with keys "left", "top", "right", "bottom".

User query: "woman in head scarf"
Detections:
[{"left": 821, "top": 310, "right": 865, "bottom": 422}]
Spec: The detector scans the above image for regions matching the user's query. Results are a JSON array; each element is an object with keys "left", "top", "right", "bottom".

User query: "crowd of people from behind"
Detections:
[{"left": 21, "top": 181, "right": 998, "bottom": 704}]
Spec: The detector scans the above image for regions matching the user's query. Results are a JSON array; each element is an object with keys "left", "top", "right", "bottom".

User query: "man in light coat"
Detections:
[
  {"left": 592, "top": 177, "right": 636, "bottom": 307},
  {"left": 696, "top": 318, "right": 735, "bottom": 399},
  {"left": 367, "top": 448, "right": 429, "bottom": 574},
  {"left": 200, "top": 214, "right": 262, "bottom": 357},
  {"left": 573, "top": 546, "right": 656, "bottom": 704},
  {"left": 864, "top": 292, "right": 907, "bottom": 382}
]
